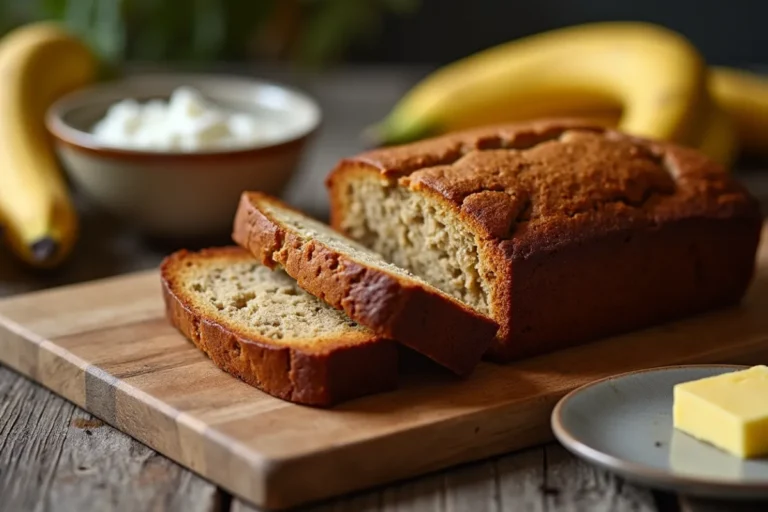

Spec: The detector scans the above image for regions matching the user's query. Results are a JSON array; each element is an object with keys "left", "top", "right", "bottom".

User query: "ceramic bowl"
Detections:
[{"left": 46, "top": 74, "right": 321, "bottom": 238}]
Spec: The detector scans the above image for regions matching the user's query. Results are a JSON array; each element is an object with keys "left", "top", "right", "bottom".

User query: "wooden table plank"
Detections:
[
  {"left": 442, "top": 461, "right": 498, "bottom": 512},
  {"left": 543, "top": 445, "right": 656, "bottom": 512},
  {"left": 231, "top": 445, "right": 659, "bottom": 512},
  {"left": 380, "top": 474, "right": 445, "bottom": 512},
  {"left": 0, "top": 366, "right": 74, "bottom": 510},
  {"left": 0, "top": 367, "right": 221, "bottom": 512},
  {"left": 496, "top": 447, "right": 546, "bottom": 511},
  {"left": 678, "top": 496, "right": 768, "bottom": 512}
]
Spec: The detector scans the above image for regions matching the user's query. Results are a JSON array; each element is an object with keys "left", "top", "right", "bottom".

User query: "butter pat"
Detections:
[{"left": 673, "top": 366, "right": 768, "bottom": 458}]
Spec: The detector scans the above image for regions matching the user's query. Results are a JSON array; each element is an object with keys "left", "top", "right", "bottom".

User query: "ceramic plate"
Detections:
[{"left": 552, "top": 365, "right": 768, "bottom": 499}]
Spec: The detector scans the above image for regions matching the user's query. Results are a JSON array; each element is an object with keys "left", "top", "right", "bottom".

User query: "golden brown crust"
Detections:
[
  {"left": 330, "top": 119, "right": 760, "bottom": 257},
  {"left": 161, "top": 247, "right": 398, "bottom": 407},
  {"left": 326, "top": 118, "right": 764, "bottom": 361},
  {"left": 487, "top": 217, "right": 762, "bottom": 360},
  {"left": 232, "top": 193, "right": 499, "bottom": 376}
]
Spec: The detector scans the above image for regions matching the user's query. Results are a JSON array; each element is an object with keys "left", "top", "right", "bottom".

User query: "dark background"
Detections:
[
  {"left": 3, "top": 0, "right": 763, "bottom": 70},
  {"left": 348, "top": 0, "right": 767, "bottom": 68}
]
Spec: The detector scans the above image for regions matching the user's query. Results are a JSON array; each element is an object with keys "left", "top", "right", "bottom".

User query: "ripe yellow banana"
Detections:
[
  {"left": 542, "top": 69, "right": 752, "bottom": 167},
  {"left": 695, "top": 97, "right": 739, "bottom": 167},
  {"left": 710, "top": 66, "right": 768, "bottom": 157},
  {"left": 0, "top": 23, "right": 97, "bottom": 267},
  {"left": 369, "top": 22, "right": 709, "bottom": 148},
  {"left": 567, "top": 100, "right": 738, "bottom": 167}
]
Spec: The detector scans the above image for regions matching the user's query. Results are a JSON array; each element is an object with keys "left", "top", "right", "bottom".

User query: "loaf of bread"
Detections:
[
  {"left": 232, "top": 192, "right": 499, "bottom": 375},
  {"left": 161, "top": 247, "right": 397, "bottom": 406},
  {"left": 327, "top": 119, "right": 763, "bottom": 361}
]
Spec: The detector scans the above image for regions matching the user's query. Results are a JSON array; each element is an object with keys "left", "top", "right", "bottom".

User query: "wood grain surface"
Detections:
[
  {"left": 231, "top": 444, "right": 658, "bottom": 512},
  {"left": 0, "top": 367, "right": 221, "bottom": 512},
  {"left": 0, "top": 225, "right": 766, "bottom": 510}
]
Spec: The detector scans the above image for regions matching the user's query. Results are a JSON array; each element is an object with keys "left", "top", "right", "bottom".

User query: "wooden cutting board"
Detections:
[{"left": 1, "top": 226, "right": 767, "bottom": 510}]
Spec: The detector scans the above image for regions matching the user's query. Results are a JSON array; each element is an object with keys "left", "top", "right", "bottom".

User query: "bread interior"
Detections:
[
  {"left": 180, "top": 257, "right": 367, "bottom": 342},
  {"left": 335, "top": 173, "right": 492, "bottom": 315}
]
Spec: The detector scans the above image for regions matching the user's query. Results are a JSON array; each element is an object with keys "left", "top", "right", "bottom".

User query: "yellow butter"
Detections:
[{"left": 673, "top": 365, "right": 768, "bottom": 458}]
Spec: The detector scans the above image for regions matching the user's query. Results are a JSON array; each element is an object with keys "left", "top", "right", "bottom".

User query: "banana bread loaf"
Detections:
[{"left": 327, "top": 119, "right": 763, "bottom": 361}]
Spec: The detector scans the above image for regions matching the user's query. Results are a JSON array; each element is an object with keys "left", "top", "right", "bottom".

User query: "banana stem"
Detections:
[{"left": 30, "top": 237, "right": 59, "bottom": 264}]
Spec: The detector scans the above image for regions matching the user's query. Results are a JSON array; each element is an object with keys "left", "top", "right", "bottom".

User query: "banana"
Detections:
[
  {"left": 695, "top": 96, "right": 739, "bottom": 167},
  {"left": 556, "top": 108, "right": 737, "bottom": 167},
  {"left": 572, "top": 99, "right": 738, "bottom": 168},
  {"left": 711, "top": 66, "right": 768, "bottom": 157},
  {"left": 576, "top": 68, "right": 762, "bottom": 165},
  {"left": 369, "top": 22, "right": 709, "bottom": 148},
  {"left": 0, "top": 23, "right": 97, "bottom": 267}
]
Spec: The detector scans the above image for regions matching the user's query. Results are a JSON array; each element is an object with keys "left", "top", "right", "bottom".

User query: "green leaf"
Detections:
[
  {"left": 221, "top": 0, "right": 276, "bottom": 59},
  {"left": 40, "top": 0, "right": 68, "bottom": 18},
  {"left": 296, "top": 0, "right": 376, "bottom": 66},
  {"left": 378, "top": 0, "right": 419, "bottom": 15},
  {"left": 3, "top": 0, "right": 420, "bottom": 65},
  {"left": 191, "top": 0, "right": 226, "bottom": 60},
  {"left": 91, "top": 0, "right": 126, "bottom": 62}
]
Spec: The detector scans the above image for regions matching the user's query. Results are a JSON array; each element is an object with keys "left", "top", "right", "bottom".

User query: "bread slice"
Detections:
[
  {"left": 161, "top": 247, "right": 398, "bottom": 406},
  {"left": 232, "top": 192, "right": 499, "bottom": 376}
]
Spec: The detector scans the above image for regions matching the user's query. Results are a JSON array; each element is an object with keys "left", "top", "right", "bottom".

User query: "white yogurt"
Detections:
[{"left": 91, "top": 86, "right": 282, "bottom": 151}]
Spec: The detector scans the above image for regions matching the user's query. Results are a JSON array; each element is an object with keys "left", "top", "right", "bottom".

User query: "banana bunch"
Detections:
[
  {"left": 711, "top": 66, "right": 768, "bottom": 159},
  {"left": 0, "top": 23, "right": 97, "bottom": 267},
  {"left": 369, "top": 21, "right": 768, "bottom": 168}
]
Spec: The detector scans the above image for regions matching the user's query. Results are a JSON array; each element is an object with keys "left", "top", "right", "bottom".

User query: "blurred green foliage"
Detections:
[{"left": 0, "top": 0, "right": 419, "bottom": 66}]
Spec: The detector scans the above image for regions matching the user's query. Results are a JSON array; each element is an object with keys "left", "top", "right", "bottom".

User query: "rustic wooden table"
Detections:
[{"left": 1, "top": 66, "right": 768, "bottom": 512}]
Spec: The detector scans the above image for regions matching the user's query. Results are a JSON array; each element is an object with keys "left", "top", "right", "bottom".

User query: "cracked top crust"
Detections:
[{"left": 335, "top": 119, "right": 761, "bottom": 258}]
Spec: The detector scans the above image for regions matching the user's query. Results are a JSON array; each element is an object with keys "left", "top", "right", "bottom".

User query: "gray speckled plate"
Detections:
[{"left": 551, "top": 365, "right": 768, "bottom": 499}]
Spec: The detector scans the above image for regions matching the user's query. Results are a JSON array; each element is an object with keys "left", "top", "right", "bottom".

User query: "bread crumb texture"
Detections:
[
  {"left": 258, "top": 199, "right": 459, "bottom": 297},
  {"left": 178, "top": 255, "right": 365, "bottom": 343}
]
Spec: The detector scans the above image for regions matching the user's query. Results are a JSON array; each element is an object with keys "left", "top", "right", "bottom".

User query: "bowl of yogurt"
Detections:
[{"left": 46, "top": 74, "right": 321, "bottom": 238}]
